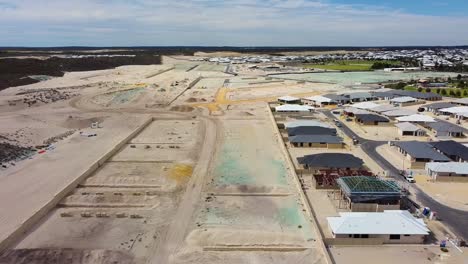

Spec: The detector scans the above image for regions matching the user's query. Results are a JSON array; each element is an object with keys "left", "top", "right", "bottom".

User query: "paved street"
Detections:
[{"left": 323, "top": 110, "right": 468, "bottom": 241}]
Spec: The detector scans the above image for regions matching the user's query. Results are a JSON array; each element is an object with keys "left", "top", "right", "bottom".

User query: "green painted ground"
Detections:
[
  {"left": 214, "top": 141, "right": 288, "bottom": 187},
  {"left": 274, "top": 71, "right": 459, "bottom": 85},
  {"left": 303, "top": 60, "right": 400, "bottom": 72},
  {"left": 110, "top": 88, "right": 144, "bottom": 104}
]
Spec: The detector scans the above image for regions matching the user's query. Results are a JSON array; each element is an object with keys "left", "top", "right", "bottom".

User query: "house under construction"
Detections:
[{"left": 333, "top": 176, "right": 402, "bottom": 212}]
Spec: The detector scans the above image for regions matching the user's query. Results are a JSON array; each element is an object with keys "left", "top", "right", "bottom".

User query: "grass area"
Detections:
[{"left": 303, "top": 60, "right": 400, "bottom": 72}]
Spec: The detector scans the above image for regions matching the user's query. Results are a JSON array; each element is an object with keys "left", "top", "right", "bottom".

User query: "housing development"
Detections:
[{"left": 0, "top": 47, "right": 468, "bottom": 264}]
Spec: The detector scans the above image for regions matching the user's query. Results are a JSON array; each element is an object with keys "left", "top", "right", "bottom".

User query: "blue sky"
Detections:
[
  {"left": 333, "top": 0, "right": 467, "bottom": 16},
  {"left": 1, "top": 0, "right": 467, "bottom": 47}
]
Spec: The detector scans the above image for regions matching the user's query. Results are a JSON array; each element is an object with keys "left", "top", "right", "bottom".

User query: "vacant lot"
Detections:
[{"left": 13, "top": 118, "right": 203, "bottom": 264}]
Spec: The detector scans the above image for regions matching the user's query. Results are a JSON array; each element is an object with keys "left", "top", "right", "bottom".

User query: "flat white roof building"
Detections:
[
  {"left": 426, "top": 162, "right": 468, "bottom": 180},
  {"left": 390, "top": 96, "right": 418, "bottom": 104},
  {"left": 275, "top": 104, "right": 314, "bottom": 112},
  {"left": 351, "top": 102, "right": 379, "bottom": 110},
  {"left": 396, "top": 114, "right": 435, "bottom": 123},
  {"left": 383, "top": 109, "right": 418, "bottom": 117},
  {"left": 439, "top": 106, "right": 468, "bottom": 115},
  {"left": 370, "top": 104, "right": 397, "bottom": 113},
  {"left": 454, "top": 98, "right": 468, "bottom": 106},
  {"left": 278, "top": 95, "right": 300, "bottom": 102},
  {"left": 285, "top": 120, "right": 332, "bottom": 129},
  {"left": 328, "top": 210, "right": 429, "bottom": 240},
  {"left": 303, "top": 95, "right": 335, "bottom": 105},
  {"left": 395, "top": 122, "right": 419, "bottom": 131}
]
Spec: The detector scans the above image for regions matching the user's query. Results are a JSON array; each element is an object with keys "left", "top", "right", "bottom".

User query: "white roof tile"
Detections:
[
  {"left": 327, "top": 210, "right": 429, "bottom": 235},
  {"left": 396, "top": 114, "right": 435, "bottom": 123},
  {"left": 278, "top": 95, "right": 299, "bottom": 101},
  {"left": 352, "top": 102, "right": 379, "bottom": 110},
  {"left": 439, "top": 106, "right": 468, "bottom": 114},
  {"left": 303, "top": 95, "right": 334, "bottom": 103},
  {"left": 395, "top": 122, "right": 421, "bottom": 132},
  {"left": 390, "top": 96, "right": 418, "bottom": 103},
  {"left": 285, "top": 120, "right": 331, "bottom": 128},
  {"left": 275, "top": 104, "right": 314, "bottom": 112},
  {"left": 426, "top": 162, "right": 468, "bottom": 175}
]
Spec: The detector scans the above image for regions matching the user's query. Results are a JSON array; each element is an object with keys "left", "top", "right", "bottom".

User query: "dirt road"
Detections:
[{"left": 149, "top": 114, "right": 220, "bottom": 263}]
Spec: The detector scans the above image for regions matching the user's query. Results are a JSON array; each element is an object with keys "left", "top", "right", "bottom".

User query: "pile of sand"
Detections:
[{"left": 186, "top": 228, "right": 306, "bottom": 248}]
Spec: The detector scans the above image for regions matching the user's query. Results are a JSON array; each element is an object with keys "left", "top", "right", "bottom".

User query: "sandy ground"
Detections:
[
  {"left": 3, "top": 54, "right": 465, "bottom": 264},
  {"left": 166, "top": 103, "right": 327, "bottom": 264},
  {"left": 0, "top": 113, "right": 148, "bottom": 248},
  {"left": 376, "top": 144, "right": 412, "bottom": 171},
  {"left": 13, "top": 118, "right": 204, "bottom": 264},
  {"left": 414, "top": 175, "right": 468, "bottom": 211},
  {"left": 330, "top": 245, "right": 468, "bottom": 264}
]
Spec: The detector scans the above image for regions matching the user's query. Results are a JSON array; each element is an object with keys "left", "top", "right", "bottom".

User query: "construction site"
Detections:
[{"left": 0, "top": 53, "right": 467, "bottom": 264}]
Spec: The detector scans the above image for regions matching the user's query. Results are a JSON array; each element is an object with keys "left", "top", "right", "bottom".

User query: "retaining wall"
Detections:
[{"left": 0, "top": 117, "right": 153, "bottom": 252}]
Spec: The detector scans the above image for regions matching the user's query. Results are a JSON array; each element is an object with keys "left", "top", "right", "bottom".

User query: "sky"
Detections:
[{"left": 1, "top": 0, "right": 468, "bottom": 47}]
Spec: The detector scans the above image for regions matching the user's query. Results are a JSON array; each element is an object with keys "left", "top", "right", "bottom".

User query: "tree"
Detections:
[
  {"left": 457, "top": 81, "right": 466, "bottom": 89},
  {"left": 448, "top": 77, "right": 452, "bottom": 83},
  {"left": 456, "top": 90, "right": 462, "bottom": 97},
  {"left": 457, "top": 74, "right": 462, "bottom": 81},
  {"left": 396, "top": 82, "right": 406, "bottom": 90},
  {"left": 463, "top": 90, "right": 468, "bottom": 97},
  {"left": 436, "top": 88, "right": 441, "bottom": 94},
  {"left": 417, "top": 87, "right": 423, "bottom": 92},
  {"left": 449, "top": 90, "right": 456, "bottom": 97},
  {"left": 441, "top": 89, "right": 447, "bottom": 96},
  {"left": 425, "top": 88, "right": 431, "bottom": 93}
]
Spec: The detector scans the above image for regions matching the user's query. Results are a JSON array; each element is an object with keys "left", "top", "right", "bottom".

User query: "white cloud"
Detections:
[{"left": 0, "top": 0, "right": 467, "bottom": 46}]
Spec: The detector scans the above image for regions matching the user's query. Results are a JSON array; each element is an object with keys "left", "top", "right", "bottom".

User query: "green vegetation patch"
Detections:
[{"left": 303, "top": 60, "right": 401, "bottom": 72}]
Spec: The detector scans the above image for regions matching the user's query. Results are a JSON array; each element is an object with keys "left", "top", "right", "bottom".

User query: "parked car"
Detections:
[
  {"left": 405, "top": 175, "right": 416, "bottom": 183},
  {"left": 399, "top": 170, "right": 415, "bottom": 183}
]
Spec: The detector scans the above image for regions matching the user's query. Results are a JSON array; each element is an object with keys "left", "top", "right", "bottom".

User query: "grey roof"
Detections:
[
  {"left": 287, "top": 126, "right": 337, "bottom": 136},
  {"left": 297, "top": 153, "right": 364, "bottom": 169},
  {"left": 423, "top": 102, "right": 457, "bottom": 110},
  {"left": 383, "top": 109, "right": 417, "bottom": 117},
  {"left": 323, "top": 94, "right": 350, "bottom": 102},
  {"left": 343, "top": 92, "right": 375, "bottom": 100},
  {"left": 290, "top": 135, "right": 343, "bottom": 144},
  {"left": 430, "top": 140, "right": 468, "bottom": 161},
  {"left": 383, "top": 89, "right": 442, "bottom": 100},
  {"left": 370, "top": 104, "right": 397, "bottom": 113},
  {"left": 427, "top": 121, "right": 464, "bottom": 136},
  {"left": 343, "top": 107, "right": 371, "bottom": 115},
  {"left": 393, "top": 141, "right": 451, "bottom": 161},
  {"left": 395, "top": 122, "right": 421, "bottom": 132},
  {"left": 355, "top": 114, "right": 390, "bottom": 123},
  {"left": 372, "top": 91, "right": 398, "bottom": 99},
  {"left": 396, "top": 90, "right": 442, "bottom": 100}
]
